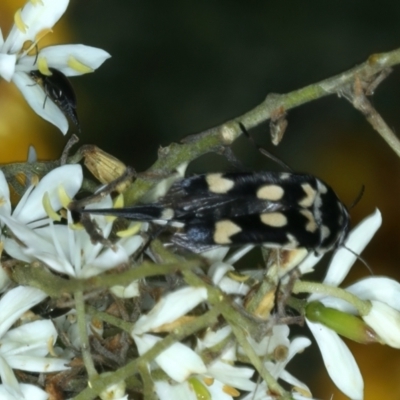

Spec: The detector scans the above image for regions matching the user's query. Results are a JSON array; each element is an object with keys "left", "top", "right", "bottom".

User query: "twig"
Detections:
[
  {"left": 342, "top": 74, "right": 400, "bottom": 157},
  {"left": 122, "top": 47, "right": 400, "bottom": 205}
]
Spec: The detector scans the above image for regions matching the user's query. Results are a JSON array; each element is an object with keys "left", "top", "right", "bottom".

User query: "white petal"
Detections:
[
  {"left": 19, "top": 383, "right": 48, "bottom": 400},
  {"left": 266, "top": 325, "right": 291, "bottom": 354},
  {"left": 117, "top": 233, "right": 144, "bottom": 257},
  {"left": 200, "top": 247, "right": 230, "bottom": 262},
  {"left": 363, "top": 301, "right": 400, "bottom": 348},
  {"left": 207, "top": 379, "right": 239, "bottom": 400},
  {"left": 323, "top": 209, "right": 382, "bottom": 287},
  {"left": 99, "top": 380, "right": 126, "bottom": 400},
  {"left": 0, "top": 215, "right": 58, "bottom": 254},
  {"left": 268, "top": 337, "right": 311, "bottom": 379},
  {"left": 347, "top": 277, "right": 400, "bottom": 311},
  {"left": 80, "top": 245, "right": 129, "bottom": 278},
  {"left": 110, "top": 281, "right": 140, "bottom": 299},
  {"left": 0, "top": 53, "right": 16, "bottom": 82},
  {"left": 306, "top": 319, "right": 363, "bottom": 399},
  {"left": 6, "top": 355, "right": 68, "bottom": 373},
  {"left": 208, "top": 262, "right": 233, "bottom": 285},
  {"left": 298, "top": 251, "right": 322, "bottom": 275},
  {"left": 0, "top": 355, "right": 20, "bottom": 395},
  {"left": 0, "top": 287, "right": 46, "bottom": 339},
  {"left": 91, "top": 235, "right": 142, "bottom": 271},
  {"left": 75, "top": 195, "right": 114, "bottom": 265},
  {"left": 0, "top": 382, "right": 49, "bottom": 400},
  {"left": 279, "top": 369, "right": 311, "bottom": 396},
  {"left": 12, "top": 72, "right": 68, "bottom": 134},
  {"left": 0, "top": 171, "right": 11, "bottom": 217},
  {"left": 133, "top": 287, "right": 208, "bottom": 334},
  {"left": 4, "top": 0, "right": 69, "bottom": 54},
  {"left": 155, "top": 381, "right": 197, "bottom": 400},
  {"left": 3, "top": 238, "right": 33, "bottom": 263},
  {"left": 2, "top": 320, "right": 57, "bottom": 355},
  {"left": 27, "top": 146, "right": 37, "bottom": 163},
  {"left": 241, "top": 382, "right": 272, "bottom": 400},
  {"left": 225, "top": 244, "right": 254, "bottom": 264},
  {"left": 218, "top": 277, "right": 249, "bottom": 295},
  {"left": 27, "top": 249, "right": 75, "bottom": 277},
  {"left": 30, "top": 44, "right": 111, "bottom": 76},
  {"left": 133, "top": 334, "right": 207, "bottom": 382},
  {"left": 197, "top": 326, "right": 232, "bottom": 351},
  {"left": 0, "top": 267, "right": 10, "bottom": 294},
  {"left": 13, "top": 164, "right": 83, "bottom": 223},
  {"left": 292, "top": 393, "right": 317, "bottom": 400},
  {"left": 207, "top": 360, "right": 256, "bottom": 391}
]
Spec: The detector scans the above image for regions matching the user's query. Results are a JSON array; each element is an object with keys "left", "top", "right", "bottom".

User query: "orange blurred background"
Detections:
[{"left": 0, "top": 0, "right": 69, "bottom": 162}]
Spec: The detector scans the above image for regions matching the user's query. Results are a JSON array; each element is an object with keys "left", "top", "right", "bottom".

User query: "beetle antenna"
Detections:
[
  {"left": 342, "top": 244, "right": 374, "bottom": 275},
  {"left": 348, "top": 185, "right": 365, "bottom": 210},
  {"left": 239, "top": 122, "right": 292, "bottom": 171}
]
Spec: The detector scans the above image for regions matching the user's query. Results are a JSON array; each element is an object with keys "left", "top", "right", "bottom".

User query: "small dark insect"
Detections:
[
  {"left": 76, "top": 171, "right": 350, "bottom": 255},
  {"left": 29, "top": 68, "right": 81, "bottom": 131}
]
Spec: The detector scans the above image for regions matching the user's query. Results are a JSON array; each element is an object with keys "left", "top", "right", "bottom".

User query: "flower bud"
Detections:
[
  {"left": 306, "top": 301, "right": 379, "bottom": 344},
  {"left": 363, "top": 300, "right": 400, "bottom": 348}
]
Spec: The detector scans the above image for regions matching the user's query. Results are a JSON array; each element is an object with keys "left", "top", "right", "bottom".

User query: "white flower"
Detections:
[
  {"left": 0, "top": 0, "right": 110, "bottom": 133},
  {"left": 0, "top": 164, "right": 82, "bottom": 291},
  {"left": 362, "top": 300, "right": 400, "bottom": 348},
  {"left": 0, "top": 286, "right": 69, "bottom": 398},
  {"left": 329, "top": 276, "right": 400, "bottom": 348},
  {"left": 305, "top": 209, "right": 382, "bottom": 400},
  {"left": 134, "top": 333, "right": 208, "bottom": 382},
  {"left": 99, "top": 378, "right": 128, "bottom": 400},
  {"left": 0, "top": 164, "right": 83, "bottom": 226},
  {"left": 132, "top": 287, "right": 208, "bottom": 382},
  {"left": 242, "top": 330, "right": 312, "bottom": 400},
  {"left": 133, "top": 287, "right": 208, "bottom": 335},
  {"left": 1, "top": 197, "right": 143, "bottom": 279},
  {"left": 202, "top": 245, "right": 254, "bottom": 296},
  {"left": 132, "top": 288, "right": 257, "bottom": 396},
  {"left": 0, "top": 164, "right": 143, "bottom": 278}
]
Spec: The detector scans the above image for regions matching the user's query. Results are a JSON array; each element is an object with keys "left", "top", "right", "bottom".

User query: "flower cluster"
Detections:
[
  {"left": 0, "top": 0, "right": 110, "bottom": 133},
  {"left": 0, "top": 163, "right": 144, "bottom": 398}
]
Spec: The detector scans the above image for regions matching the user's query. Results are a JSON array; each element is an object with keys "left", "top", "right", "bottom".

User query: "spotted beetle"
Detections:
[{"left": 78, "top": 170, "right": 350, "bottom": 255}]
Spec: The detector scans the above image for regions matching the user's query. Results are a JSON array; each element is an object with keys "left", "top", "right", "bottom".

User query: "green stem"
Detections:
[
  {"left": 74, "top": 290, "right": 98, "bottom": 381},
  {"left": 293, "top": 280, "right": 372, "bottom": 316},
  {"left": 86, "top": 305, "right": 132, "bottom": 333}
]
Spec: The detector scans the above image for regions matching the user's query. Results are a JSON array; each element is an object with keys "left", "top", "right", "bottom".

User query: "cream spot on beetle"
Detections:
[
  {"left": 257, "top": 185, "right": 284, "bottom": 201},
  {"left": 161, "top": 207, "right": 175, "bottom": 220},
  {"left": 260, "top": 212, "right": 287, "bottom": 227},
  {"left": 284, "top": 234, "right": 299, "bottom": 249},
  {"left": 321, "top": 225, "right": 331, "bottom": 240},
  {"left": 213, "top": 220, "right": 242, "bottom": 244},
  {"left": 206, "top": 173, "right": 235, "bottom": 194},
  {"left": 300, "top": 209, "right": 317, "bottom": 232},
  {"left": 299, "top": 183, "right": 317, "bottom": 208}
]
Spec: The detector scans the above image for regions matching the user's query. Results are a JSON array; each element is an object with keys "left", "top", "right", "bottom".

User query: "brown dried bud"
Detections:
[{"left": 83, "top": 145, "right": 130, "bottom": 192}]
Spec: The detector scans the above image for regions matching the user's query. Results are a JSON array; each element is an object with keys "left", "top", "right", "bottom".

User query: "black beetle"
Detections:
[{"left": 29, "top": 68, "right": 81, "bottom": 132}]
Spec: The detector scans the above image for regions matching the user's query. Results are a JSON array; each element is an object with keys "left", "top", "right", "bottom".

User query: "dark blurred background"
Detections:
[{"left": 5, "top": 0, "right": 400, "bottom": 398}]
